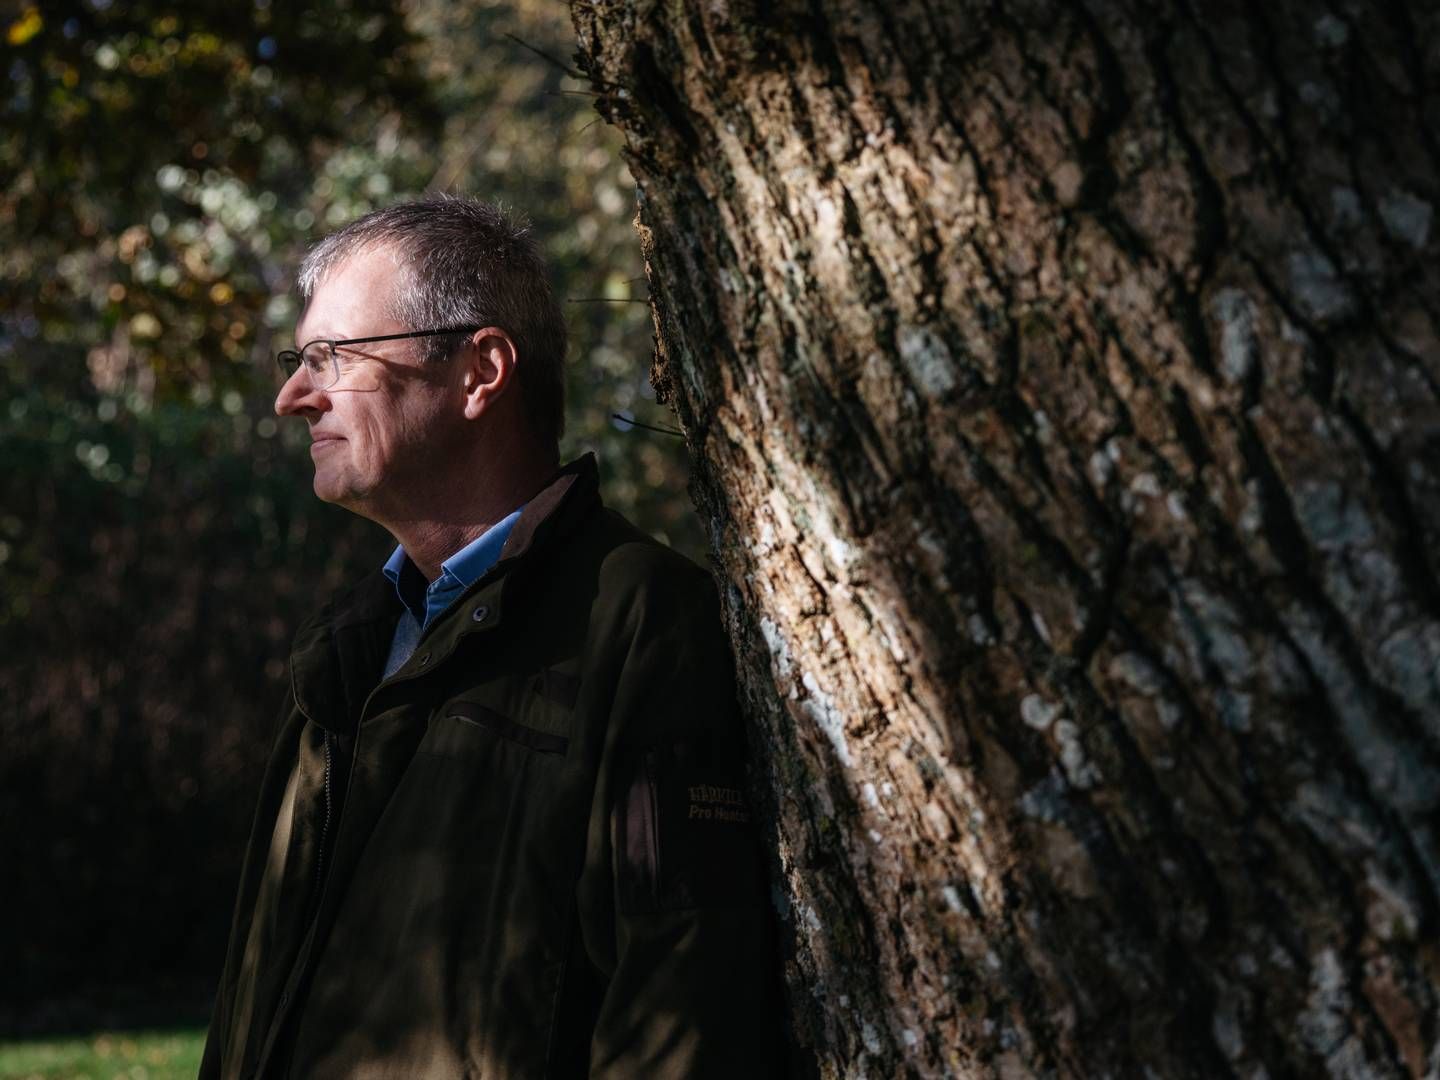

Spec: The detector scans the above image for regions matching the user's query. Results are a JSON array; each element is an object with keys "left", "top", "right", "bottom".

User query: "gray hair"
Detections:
[{"left": 297, "top": 193, "right": 567, "bottom": 449}]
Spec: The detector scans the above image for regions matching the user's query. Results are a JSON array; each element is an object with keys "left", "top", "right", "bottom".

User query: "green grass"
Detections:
[{"left": 0, "top": 1028, "right": 204, "bottom": 1080}]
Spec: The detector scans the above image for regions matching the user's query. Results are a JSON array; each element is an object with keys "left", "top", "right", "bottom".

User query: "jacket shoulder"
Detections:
[{"left": 587, "top": 509, "right": 716, "bottom": 598}]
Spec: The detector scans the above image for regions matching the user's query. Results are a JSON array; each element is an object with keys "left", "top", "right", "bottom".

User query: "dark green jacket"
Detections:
[{"left": 201, "top": 456, "right": 783, "bottom": 1078}]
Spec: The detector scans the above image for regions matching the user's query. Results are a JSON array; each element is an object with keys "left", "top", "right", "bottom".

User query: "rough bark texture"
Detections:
[{"left": 573, "top": 1, "right": 1440, "bottom": 1075}]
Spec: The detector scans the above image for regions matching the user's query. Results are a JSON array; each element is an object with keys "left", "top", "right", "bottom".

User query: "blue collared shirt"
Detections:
[{"left": 381, "top": 507, "right": 524, "bottom": 676}]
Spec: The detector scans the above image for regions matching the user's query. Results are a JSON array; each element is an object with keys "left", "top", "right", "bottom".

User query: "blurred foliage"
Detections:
[{"left": 0, "top": 0, "right": 697, "bottom": 1018}]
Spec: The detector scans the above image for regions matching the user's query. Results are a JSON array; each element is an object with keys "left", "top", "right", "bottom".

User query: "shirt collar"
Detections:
[
  {"left": 381, "top": 546, "right": 427, "bottom": 623},
  {"left": 438, "top": 506, "right": 524, "bottom": 589},
  {"left": 382, "top": 506, "right": 525, "bottom": 625}
]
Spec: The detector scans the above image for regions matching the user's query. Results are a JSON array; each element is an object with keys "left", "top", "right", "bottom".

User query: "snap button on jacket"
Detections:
[{"left": 200, "top": 455, "right": 784, "bottom": 1078}]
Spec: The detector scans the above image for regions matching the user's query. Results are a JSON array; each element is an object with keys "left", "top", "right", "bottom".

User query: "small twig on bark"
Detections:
[
  {"left": 612, "top": 413, "right": 685, "bottom": 438},
  {"left": 504, "top": 33, "right": 586, "bottom": 81}
]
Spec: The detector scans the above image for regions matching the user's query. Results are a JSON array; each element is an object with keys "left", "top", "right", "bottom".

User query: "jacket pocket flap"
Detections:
[{"left": 445, "top": 701, "right": 569, "bottom": 756}]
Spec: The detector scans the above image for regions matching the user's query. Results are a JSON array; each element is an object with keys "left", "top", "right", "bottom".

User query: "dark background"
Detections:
[{"left": 0, "top": 0, "right": 699, "bottom": 1032}]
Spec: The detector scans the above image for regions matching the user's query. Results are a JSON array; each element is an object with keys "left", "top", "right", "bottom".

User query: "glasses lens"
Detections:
[
  {"left": 277, "top": 350, "right": 300, "bottom": 378},
  {"left": 301, "top": 342, "right": 336, "bottom": 388}
]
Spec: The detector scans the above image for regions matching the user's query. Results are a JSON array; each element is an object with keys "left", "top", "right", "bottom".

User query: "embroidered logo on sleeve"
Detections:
[
  {"left": 615, "top": 741, "right": 766, "bottom": 912},
  {"left": 687, "top": 784, "right": 751, "bottom": 824}
]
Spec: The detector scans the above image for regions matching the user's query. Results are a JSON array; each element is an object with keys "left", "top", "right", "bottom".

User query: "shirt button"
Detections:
[{"left": 472, "top": 605, "right": 489, "bottom": 623}]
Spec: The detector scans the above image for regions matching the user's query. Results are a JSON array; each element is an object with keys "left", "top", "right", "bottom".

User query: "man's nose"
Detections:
[{"left": 275, "top": 369, "right": 328, "bottom": 417}]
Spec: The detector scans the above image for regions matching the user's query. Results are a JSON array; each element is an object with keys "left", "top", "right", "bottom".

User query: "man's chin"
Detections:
[
  {"left": 311, "top": 472, "right": 355, "bottom": 507},
  {"left": 312, "top": 473, "right": 377, "bottom": 517}
]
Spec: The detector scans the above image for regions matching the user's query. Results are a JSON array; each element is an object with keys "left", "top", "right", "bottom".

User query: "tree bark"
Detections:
[{"left": 573, "top": 1, "right": 1440, "bottom": 1075}]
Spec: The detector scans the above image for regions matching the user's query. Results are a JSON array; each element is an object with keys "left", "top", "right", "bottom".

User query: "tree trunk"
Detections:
[{"left": 572, "top": 1, "right": 1440, "bottom": 1075}]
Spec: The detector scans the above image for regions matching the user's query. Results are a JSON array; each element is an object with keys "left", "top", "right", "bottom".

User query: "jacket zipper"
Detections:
[
  {"left": 264, "top": 730, "right": 336, "bottom": 1077},
  {"left": 316, "top": 730, "right": 334, "bottom": 884}
]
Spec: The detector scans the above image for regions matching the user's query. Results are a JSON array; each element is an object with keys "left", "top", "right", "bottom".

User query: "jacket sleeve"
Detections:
[{"left": 578, "top": 554, "right": 786, "bottom": 1079}]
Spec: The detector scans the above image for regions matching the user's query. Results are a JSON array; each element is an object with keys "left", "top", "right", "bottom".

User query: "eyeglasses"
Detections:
[{"left": 275, "top": 326, "right": 482, "bottom": 390}]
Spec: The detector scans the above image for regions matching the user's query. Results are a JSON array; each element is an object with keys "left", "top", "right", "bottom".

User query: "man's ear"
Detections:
[{"left": 460, "top": 327, "right": 517, "bottom": 421}]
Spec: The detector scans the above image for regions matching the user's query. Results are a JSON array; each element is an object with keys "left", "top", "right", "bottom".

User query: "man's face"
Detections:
[{"left": 275, "top": 245, "right": 463, "bottom": 516}]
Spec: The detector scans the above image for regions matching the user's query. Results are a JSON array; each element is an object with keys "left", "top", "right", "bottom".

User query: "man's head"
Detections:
[{"left": 275, "top": 194, "right": 566, "bottom": 520}]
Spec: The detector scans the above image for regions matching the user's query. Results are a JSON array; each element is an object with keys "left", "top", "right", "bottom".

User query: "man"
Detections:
[{"left": 201, "top": 195, "right": 782, "bottom": 1078}]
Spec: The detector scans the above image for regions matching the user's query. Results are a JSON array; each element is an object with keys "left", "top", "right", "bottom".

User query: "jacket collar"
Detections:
[
  {"left": 288, "top": 453, "right": 603, "bottom": 734},
  {"left": 496, "top": 452, "right": 601, "bottom": 569},
  {"left": 288, "top": 573, "right": 398, "bottom": 733}
]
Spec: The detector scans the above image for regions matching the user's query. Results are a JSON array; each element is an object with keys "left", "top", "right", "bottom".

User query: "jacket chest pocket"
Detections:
[
  {"left": 418, "top": 663, "right": 580, "bottom": 766},
  {"left": 428, "top": 701, "right": 569, "bottom": 757},
  {"left": 382, "top": 693, "right": 579, "bottom": 858}
]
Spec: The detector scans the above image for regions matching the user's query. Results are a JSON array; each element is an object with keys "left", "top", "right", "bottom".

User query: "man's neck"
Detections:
[{"left": 378, "top": 455, "right": 556, "bottom": 582}]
